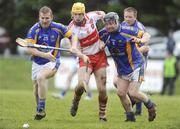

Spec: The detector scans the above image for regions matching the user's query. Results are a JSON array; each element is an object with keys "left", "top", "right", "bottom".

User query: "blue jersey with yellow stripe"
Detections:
[
  {"left": 121, "top": 20, "right": 148, "bottom": 56},
  {"left": 26, "top": 22, "right": 72, "bottom": 65},
  {"left": 121, "top": 20, "right": 146, "bottom": 37},
  {"left": 99, "top": 27, "right": 144, "bottom": 75}
]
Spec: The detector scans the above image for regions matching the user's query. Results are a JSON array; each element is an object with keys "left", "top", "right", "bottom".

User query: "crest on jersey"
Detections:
[
  {"left": 43, "top": 34, "right": 48, "bottom": 42},
  {"left": 51, "top": 35, "right": 55, "bottom": 42}
]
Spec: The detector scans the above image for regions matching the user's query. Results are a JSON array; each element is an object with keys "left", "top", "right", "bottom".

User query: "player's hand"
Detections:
[
  {"left": 139, "top": 46, "right": 150, "bottom": 53},
  {"left": 132, "top": 37, "right": 141, "bottom": 43},
  {"left": 69, "top": 47, "right": 77, "bottom": 54},
  {"left": 99, "top": 41, "right": 105, "bottom": 50},
  {"left": 143, "top": 46, "right": 150, "bottom": 52},
  {"left": 82, "top": 55, "right": 90, "bottom": 64},
  {"left": 44, "top": 51, "right": 56, "bottom": 62}
]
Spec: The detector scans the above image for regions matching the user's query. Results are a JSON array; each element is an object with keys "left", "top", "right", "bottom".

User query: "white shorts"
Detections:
[
  {"left": 120, "top": 67, "right": 144, "bottom": 82},
  {"left": 32, "top": 61, "right": 59, "bottom": 81},
  {"left": 71, "top": 57, "right": 78, "bottom": 73}
]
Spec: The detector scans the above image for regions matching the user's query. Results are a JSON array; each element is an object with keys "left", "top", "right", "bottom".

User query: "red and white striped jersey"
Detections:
[{"left": 68, "top": 12, "right": 102, "bottom": 55}]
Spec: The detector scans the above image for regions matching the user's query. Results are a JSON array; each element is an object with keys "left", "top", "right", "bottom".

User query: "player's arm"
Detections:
[
  {"left": 27, "top": 47, "right": 55, "bottom": 62},
  {"left": 132, "top": 32, "right": 151, "bottom": 45},
  {"left": 98, "top": 29, "right": 107, "bottom": 50},
  {"left": 138, "top": 45, "right": 150, "bottom": 53},
  {"left": 88, "top": 11, "right": 105, "bottom": 23},
  {"left": 66, "top": 33, "right": 90, "bottom": 64},
  {"left": 64, "top": 30, "right": 82, "bottom": 56},
  {"left": 91, "top": 11, "right": 105, "bottom": 18},
  {"left": 138, "top": 32, "right": 151, "bottom": 53},
  {"left": 26, "top": 26, "right": 56, "bottom": 62},
  {"left": 63, "top": 23, "right": 90, "bottom": 63},
  {"left": 99, "top": 40, "right": 105, "bottom": 50},
  {"left": 69, "top": 35, "right": 84, "bottom": 57},
  {"left": 138, "top": 22, "right": 151, "bottom": 45},
  {"left": 140, "top": 32, "right": 151, "bottom": 45},
  {"left": 26, "top": 38, "right": 56, "bottom": 62}
]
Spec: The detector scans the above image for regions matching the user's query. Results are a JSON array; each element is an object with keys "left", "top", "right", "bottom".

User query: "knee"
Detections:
[
  {"left": 37, "top": 75, "right": 46, "bottom": 83},
  {"left": 101, "top": 76, "right": 106, "bottom": 86},
  {"left": 128, "top": 89, "right": 137, "bottom": 98},
  {"left": 117, "top": 90, "right": 126, "bottom": 98}
]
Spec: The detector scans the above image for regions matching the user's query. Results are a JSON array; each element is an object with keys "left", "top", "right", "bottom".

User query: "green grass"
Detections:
[
  {"left": 1, "top": 89, "right": 180, "bottom": 129},
  {"left": 1, "top": 57, "right": 180, "bottom": 129}
]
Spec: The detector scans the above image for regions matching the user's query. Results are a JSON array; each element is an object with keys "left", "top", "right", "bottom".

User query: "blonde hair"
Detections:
[
  {"left": 39, "top": 6, "right": 53, "bottom": 16},
  {"left": 124, "top": 7, "right": 137, "bottom": 17}
]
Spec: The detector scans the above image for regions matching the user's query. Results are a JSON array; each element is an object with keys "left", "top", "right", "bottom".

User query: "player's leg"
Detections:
[
  {"left": 128, "top": 82, "right": 156, "bottom": 121},
  {"left": 128, "top": 83, "right": 143, "bottom": 116},
  {"left": 113, "top": 76, "right": 118, "bottom": 88},
  {"left": 116, "top": 77, "right": 135, "bottom": 122},
  {"left": 135, "top": 102, "right": 142, "bottom": 115},
  {"left": 70, "top": 66, "right": 92, "bottom": 117},
  {"left": 113, "top": 76, "right": 142, "bottom": 115},
  {"left": 33, "top": 80, "right": 38, "bottom": 106},
  {"left": 94, "top": 67, "right": 107, "bottom": 121},
  {"left": 119, "top": 79, "right": 142, "bottom": 115},
  {"left": 84, "top": 76, "right": 93, "bottom": 100},
  {"left": 34, "top": 66, "right": 57, "bottom": 120}
]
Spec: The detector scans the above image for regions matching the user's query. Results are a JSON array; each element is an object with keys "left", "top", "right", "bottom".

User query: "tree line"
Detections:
[{"left": 0, "top": 0, "right": 179, "bottom": 53}]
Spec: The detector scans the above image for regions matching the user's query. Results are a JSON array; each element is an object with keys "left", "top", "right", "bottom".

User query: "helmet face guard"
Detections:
[
  {"left": 104, "top": 12, "right": 119, "bottom": 23},
  {"left": 104, "top": 12, "right": 120, "bottom": 33},
  {"left": 71, "top": 2, "right": 85, "bottom": 14}
]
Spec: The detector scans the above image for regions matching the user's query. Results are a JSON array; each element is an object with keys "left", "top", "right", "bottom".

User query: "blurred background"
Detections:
[
  {"left": 0, "top": 0, "right": 180, "bottom": 95},
  {"left": 0, "top": 0, "right": 180, "bottom": 56}
]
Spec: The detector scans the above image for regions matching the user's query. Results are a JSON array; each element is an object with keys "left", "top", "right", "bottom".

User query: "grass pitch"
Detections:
[
  {"left": 1, "top": 58, "right": 180, "bottom": 129},
  {"left": 1, "top": 89, "right": 180, "bottom": 129}
]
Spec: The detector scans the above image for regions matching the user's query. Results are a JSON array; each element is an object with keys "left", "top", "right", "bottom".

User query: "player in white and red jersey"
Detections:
[{"left": 69, "top": 2, "right": 108, "bottom": 122}]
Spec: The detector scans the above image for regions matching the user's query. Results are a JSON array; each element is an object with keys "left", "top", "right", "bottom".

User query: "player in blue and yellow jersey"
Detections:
[
  {"left": 99, "top": 12, "right": 156, "bottom": 122},
  {"left": 26, "top": 6, "right": 89, "bottom": 120},
  {"left": 120, "top": 7, "right": 151, "bottom": 116}
]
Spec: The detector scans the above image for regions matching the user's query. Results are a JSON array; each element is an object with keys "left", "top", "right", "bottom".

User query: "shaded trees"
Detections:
[{"left": 0, "top": 0, "right": 179, "bottom": 53}]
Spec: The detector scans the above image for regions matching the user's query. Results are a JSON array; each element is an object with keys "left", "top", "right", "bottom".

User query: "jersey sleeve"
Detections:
[
  {"left": 99, "top": 29, "right": 105, "bottom": 41},
  {"left": 26, "top": 23, "right": 39, "bottom": 44},
  {"left": 137, "top": 21, "right": 146, "bottom": 32},
  {"left": 57, "top": 23, "right": 72, "bottom": 38},
  {"left": 99, "top": 28, "right": 109, "bottom": 43}
]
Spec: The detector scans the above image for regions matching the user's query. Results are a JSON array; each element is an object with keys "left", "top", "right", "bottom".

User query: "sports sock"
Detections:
[
  {"left": 144, "top": 99, "right": 153, "bottom": 109},
  {"left": 60, "top": 90, "right": 66, "bottom": 96},
  {"left": 99, "top": 96, "right": 108, "bottom": 118},
  {"left": 136, "top": 102, "right": 142, "bottom": 112},
  {"left": 37, "top": 99, "right": 46, "bottom": 112},
  {"left": 87, "top": 91, "right": 92, "bottom": 97}
]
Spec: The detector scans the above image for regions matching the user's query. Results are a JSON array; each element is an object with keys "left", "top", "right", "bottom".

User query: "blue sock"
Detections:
[
  {"left": 144, "top": 99, "right": 153, "bottom": 109},
  {"left": 126, "top": 112, "right": 135, "bottom": 121},
  {"left": 37, "top": 99, "right": 46, "bottom": 112},
  {"left": 136, "top": 102, "right": 142, "bottom": 112},
  {"left": 60, "top": 90, "right": 66, "bottom": 96},
  {"left": 87, "top": 91, "right": 92, "bottom": 97}
]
